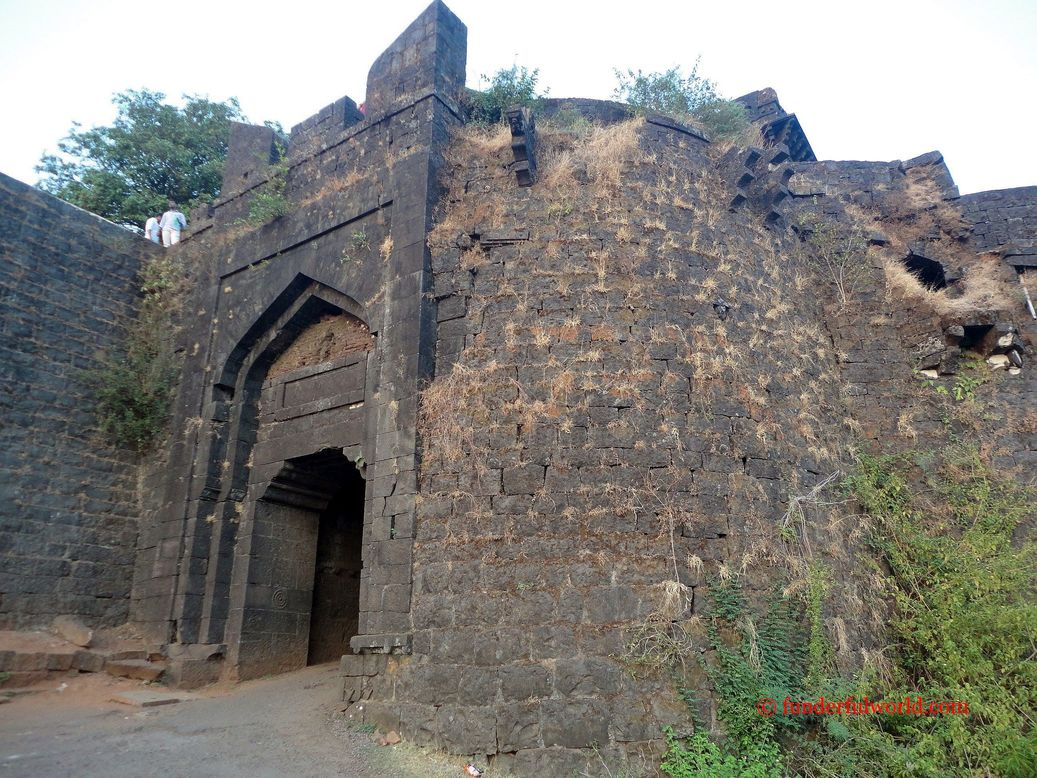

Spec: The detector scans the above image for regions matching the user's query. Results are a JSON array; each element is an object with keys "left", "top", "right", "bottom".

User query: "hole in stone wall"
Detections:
[
  {"left": 959, "top": 324, "right": 994, "bottom": 354},
  {"left": 902, "top": 252, "right": 948, "bottom": 290}
]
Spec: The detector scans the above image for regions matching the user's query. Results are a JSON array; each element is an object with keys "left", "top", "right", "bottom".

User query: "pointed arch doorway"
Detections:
[{"left": 219, "top": 302, "right": 375, "bottom": 680}]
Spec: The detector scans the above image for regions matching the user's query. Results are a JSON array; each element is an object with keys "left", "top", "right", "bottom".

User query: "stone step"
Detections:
[
  {"left": 111, "top": 690, "right": 196, "bottom": 707},
  {"left": 104, "top": 659, "right": 166, "bottom": 682},
  {"left": 0, "top": 671, "right": 58, "bottom": 688},
  {"left": 74, "top": 650, "right": 107, "bottom": 673},
  {"left": 107, "top": 649, "right": 148, "bottom": 662},
  {"left": 0, "top": 648, "right": 77, "bottom": 673},
  {"left": 0, "top": 646, "right": 78, "bottom": 687},
  {"left": 0, "top": 630, "right": 163, "bottom": 688},
  {"left": 0, "top": 647, "right": 122, "bottom": 685}
]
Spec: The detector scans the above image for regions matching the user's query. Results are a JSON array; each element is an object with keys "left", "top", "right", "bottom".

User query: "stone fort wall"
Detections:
[
  {"left": 0, "top": 1, "right": 1034, "bottom": 774},
  {"left": 340, "top": 112, "right": 1036, "bottom": 772},
  {"left": 0, "top": 173, "right": 155, "bottom": 629},
  {"left": 960, "top": 185, "right": 1037, "bottom": 252}
]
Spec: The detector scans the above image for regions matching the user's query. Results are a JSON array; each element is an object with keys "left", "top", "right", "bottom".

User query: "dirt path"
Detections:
[{"left": 0, "top": 664, "right": 463, "bottom": 778}]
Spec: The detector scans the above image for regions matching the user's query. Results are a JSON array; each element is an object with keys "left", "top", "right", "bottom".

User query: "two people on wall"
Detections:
[{"left": 145, "top": 201, "right": 187, "bottom": 246}]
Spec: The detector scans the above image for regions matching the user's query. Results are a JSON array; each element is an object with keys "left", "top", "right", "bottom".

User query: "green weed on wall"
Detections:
[
  {"left": 840, "top": 450, "right": 1037, "bottom": 777},
  {"left": 91, "top": 252, "right": 183, "bottom": 452},
  {"left": 658, "top": 447, "right": 1035, "bottom": 778}
]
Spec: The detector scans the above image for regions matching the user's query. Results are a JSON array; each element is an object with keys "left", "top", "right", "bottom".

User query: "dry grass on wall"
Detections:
[
  {"left": 417, "top": 115, "right": 882, "bottom": 673},
  {"left": 840, "top": 173, "right": 1025, "bottom": 321},
  {"left": 409, "top": 117, "right": 1036, "bottom": 778},
  {"left": 879, "top": 250, "right": 1019, "bottom": 317}
]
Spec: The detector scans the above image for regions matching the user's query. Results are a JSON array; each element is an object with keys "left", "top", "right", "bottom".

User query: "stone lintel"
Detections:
[{"left": 350, "top": 633, "right": 413, "bottom": 654}]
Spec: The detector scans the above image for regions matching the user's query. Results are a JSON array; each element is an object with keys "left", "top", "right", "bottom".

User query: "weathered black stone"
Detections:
[
  {"left": 0, "top": 172, "right": 154, "bottom": 629},
  {"left": 2, "top": 6, "right": 1036, "bottom": 776},
  {"left": 507, "top": 107, "right": 537, "bottom": 187}
]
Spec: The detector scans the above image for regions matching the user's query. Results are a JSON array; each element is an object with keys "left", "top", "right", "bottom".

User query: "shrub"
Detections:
[
  {"left": 247, "top": 186, "right": 290, "bottom": 224},
  {"left": 693, "top": 99, "right": 752, "bottom": 141},
  {"left": 652, "top": 446, "right": 1035, "bottom": 777},
  {"left": 841, "top": 450, "right": 1037, "bottom": 777},
  {"left": 464, "top": 65, "right": 546, "bottom": 125},
  {"left": 246, "top": 137, "right": 290, "bottom": 225},
  {"left": 612, "top": 60, "right": 749, "bottom": 140},
  {"left": 797, "top": 214, "right": 869, "bottom": 305},
  {"left": 661, "top": 729, "right": 783, "bottom": 778},
  {"left": 93, "top": 329, "right": 177, "bottom": 451},
  {"left": 657, "top": 579, "right": 798, "bottom": 777},
  {"left": 613, "top": 63, "right": 716, "bottom": 117}
]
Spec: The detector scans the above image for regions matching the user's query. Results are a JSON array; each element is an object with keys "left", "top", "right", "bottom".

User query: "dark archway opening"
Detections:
[
  {"left": 308, "top": 464, "right": 365, "bottom": 665},
  {"left": 235, "top": 450, "right": 365, "bottom": 678}
]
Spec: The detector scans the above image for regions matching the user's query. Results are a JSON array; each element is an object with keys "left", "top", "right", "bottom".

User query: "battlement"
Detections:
[{"left": 364, "top": 0, "right": 467, "bottom": 116}]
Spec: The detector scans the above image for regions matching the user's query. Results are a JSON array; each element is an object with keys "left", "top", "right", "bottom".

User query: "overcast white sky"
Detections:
[{"left": 1, "top": 0, "right": 1034, "bottom": 195}]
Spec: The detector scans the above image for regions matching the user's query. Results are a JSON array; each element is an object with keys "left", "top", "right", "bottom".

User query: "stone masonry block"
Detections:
[
  {"left": 496, "top": 701, "right": 542, "bottom": 752},
  {"left": 500, "top": 663, "right": 552, "bottom": 701},
  {"left": 540, "top": 699, "right": 610, "bottom": 748},
  {"left": 340, "top": 653, "right": 387, "bottom": 678},
  {"left": 502, "top": 464, "right": 545, "bottom": 495},
  {"left": 554, "top": 657, "right": 622, "bottom": 697},
  {"left": 435, "top": 704, "right": 497, "bottom": 755}
]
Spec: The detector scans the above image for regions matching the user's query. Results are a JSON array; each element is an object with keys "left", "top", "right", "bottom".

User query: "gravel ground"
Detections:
[{"left": 0, "top": 663, "right": 468, "bottom": 778}]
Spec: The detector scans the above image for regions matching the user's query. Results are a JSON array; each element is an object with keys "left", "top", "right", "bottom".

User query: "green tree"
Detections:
[
  {"left": 464, "top": 65, "right": 546, "bottom": 125},
  {"left": 613, "top": 61, "right": 749, "bottom": 140},
  {"left": 36, "top": 89, "right": 246, "bottom": 229}
]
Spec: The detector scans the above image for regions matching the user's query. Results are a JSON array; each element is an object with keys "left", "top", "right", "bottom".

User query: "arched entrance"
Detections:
[
  {"left": 231, "top": 450, "right": 365, "bottom": 676},
  {"left": 220, "top": 306, "right": 375, "bottom": 679}
]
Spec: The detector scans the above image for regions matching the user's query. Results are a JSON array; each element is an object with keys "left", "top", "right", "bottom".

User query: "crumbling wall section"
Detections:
[
  {"left": 782, "top": 161, "right": 1037, "bottom": 473},
  {"left": 0, "top": 172, "right": 155, "bottom": 629}
]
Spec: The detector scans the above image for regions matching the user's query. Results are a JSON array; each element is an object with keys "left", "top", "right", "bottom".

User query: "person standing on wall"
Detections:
[
  {"left": 160, "top": 201, "right": 187, "bottom": 246},
  {"left": 144, "top": 213, "right": 161, "bottom": 244}
]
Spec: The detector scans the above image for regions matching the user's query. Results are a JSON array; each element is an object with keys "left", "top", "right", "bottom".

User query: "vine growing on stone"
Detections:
[
  {"left": 834, "top": 449, "right": 1037, "bottom": 777},
  {"left": 659, "top": 447, "right": 1036, "bottom": 777}
]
